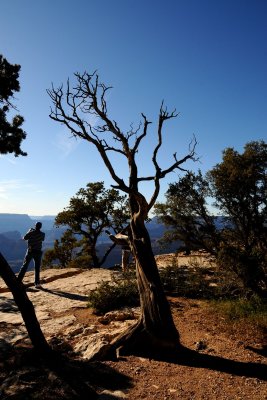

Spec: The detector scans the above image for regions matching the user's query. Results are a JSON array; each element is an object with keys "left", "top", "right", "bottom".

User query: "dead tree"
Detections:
[
  {"left": 0, "top": 253, "right": 51, "bottom": 354},
  {"left": 48, "top": 72, "right": 196, "bottom": 357}
]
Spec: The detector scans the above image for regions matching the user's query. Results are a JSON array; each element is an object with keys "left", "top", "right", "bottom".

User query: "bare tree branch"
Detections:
[
  {"left": 147, "top": 135, "right": 198, "bottom": 210},
  {"left": 48, "top": 75, "right": 130, "bottom": 193},
  {"left": 48, "top": 73, "right": 197, "bottom": 203},
  {"left": 132, "top": 114, "right": 151, "bottom": 154}
]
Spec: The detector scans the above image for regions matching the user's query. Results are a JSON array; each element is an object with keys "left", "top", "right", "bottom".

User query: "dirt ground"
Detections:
[
  {"left": 80, "top": 298, "right": 267, "bottom": 400},
  {"left": 0, "top": 254, "right": 267, "bottom": 399},
  {"left": 1, "top": 297, "right": 266, "bottom": 399}
]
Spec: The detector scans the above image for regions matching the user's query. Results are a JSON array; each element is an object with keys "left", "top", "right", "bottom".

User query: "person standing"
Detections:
[{"left": 17, "top": 222, "right": 45, "bottom": 288}]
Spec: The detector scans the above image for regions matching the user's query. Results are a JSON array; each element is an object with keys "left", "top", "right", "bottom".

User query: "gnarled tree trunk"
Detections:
[{"left": 108, "top": 194, "right": 180, "bottom": 357}]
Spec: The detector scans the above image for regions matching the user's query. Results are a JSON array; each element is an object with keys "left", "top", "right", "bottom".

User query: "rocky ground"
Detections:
[{"left": 0, "top": 254, "right": 266, "bottom": 399}]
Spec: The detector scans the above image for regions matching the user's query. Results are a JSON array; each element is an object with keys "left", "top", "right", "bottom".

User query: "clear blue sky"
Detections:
[{"left": 0, "top": 0, "right": 266, "bottom": 215}]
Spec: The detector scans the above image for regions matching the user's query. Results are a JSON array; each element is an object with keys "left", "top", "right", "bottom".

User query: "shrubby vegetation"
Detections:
[
  {"left": 86, "top": 257, "right": 266, "bottom": 333},
  {"left": 155, "top": 140, "right": 267, "bottom": 298},
  {"left": 43, "top": 181, "right": 129, "bottom": 269},
  {"left": 158, "top": 263, "right": 239, "bottom": 300},
  {"left": 212, "top": 294, "right": 267, "bottom": 328},
  {"left": 42, "top": 230, "right": 83, "bottom": 268},
  {"left": 88, "top": 271, "right": 139, "bottom": 314}
]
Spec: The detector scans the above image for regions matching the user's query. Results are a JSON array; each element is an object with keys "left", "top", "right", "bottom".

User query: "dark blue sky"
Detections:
[{"left": 0, "top": 0, "right": 266, "bottom": 214}]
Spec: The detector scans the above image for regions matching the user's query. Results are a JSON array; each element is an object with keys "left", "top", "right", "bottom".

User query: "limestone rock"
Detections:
[
  {"left": 98, "top": 309, "right": 136, "bottom": 324},
  {"left": 99, "top": 389, "right": 128, "bottom": 398},
  {"left": 74, "top": 333, "right": 111, "bottom": 360}
]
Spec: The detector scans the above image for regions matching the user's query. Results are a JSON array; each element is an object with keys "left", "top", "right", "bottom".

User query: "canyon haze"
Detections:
[{"left": 0, "top": 213, "right": 175, "bottom": 272}]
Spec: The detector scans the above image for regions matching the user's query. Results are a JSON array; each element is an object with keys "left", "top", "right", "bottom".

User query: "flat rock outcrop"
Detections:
[{"left": 0, "top": 267, "right": 134, "bottom": 356}]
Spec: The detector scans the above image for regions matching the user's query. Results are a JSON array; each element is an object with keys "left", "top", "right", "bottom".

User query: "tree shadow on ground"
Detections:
[
  {"left": 42, "top": 269, "right": 84, "bottom": 284},
  {"left": 152, "top": 346, "right": 267, "bottom": 381},
  {"left": 0, "top": 269, "right": 84, "bottom": 294},
  {"left": 40, "top": 287, "right": 89, "bottom": 302},
  {"left": 0, "top": 344, "right": 133, "bottom": 399},
  {"left": 246, "top": 345, "right": 267, "bottom": 358},
  {"left": 0, "top": 296, "right": 19, "bottom": 312},
  {"left": 68, "top": 358, "right": 133, "bottom": 392}
]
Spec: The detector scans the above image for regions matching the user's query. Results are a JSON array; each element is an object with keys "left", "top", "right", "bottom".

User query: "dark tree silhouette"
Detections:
[
  {"left": 154, "top": 170, "right": 220, "bottom": 254},
  {"left": 209, "top": 140, "right": 267, "bottom": 297},
  {"left": 0, "top": 55, "right": 50, "bottom": 354},
  {"left": 42, "top": 229, "right": 81, "bottom": 268},
  {"left": 54, "top": 181, "right": 129, "bottom": 268},
  {"left": 48, "top": 71, "right": 196, "bottom": 357},
  {"left": 0, "top": 55, "right": 27, "bottom": 156},
  {"left": 155, "top": 141, "right": 267, "bottom": 297}
]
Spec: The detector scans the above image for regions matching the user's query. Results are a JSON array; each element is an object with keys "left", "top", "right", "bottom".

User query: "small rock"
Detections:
[
  {"left": 98, "top": 309, "right": 136, "bottom": 325},
  {"left": 195, "top": 340, "right": 207, "bottom": 351},
  {"left": 138, "top": 357, "right": 147, "bottom": 362},
  {"left": 83, "top": 325, "right": 98, "bottom": 335},
  {"left": 99, "top": 389, "right": 128, "bottom": 399},
  {"left": 65, "top": 325, "right": 84, "bottom": 336},
  {"left": 98, "top": 316, "right": 110, "bottom": 324}
]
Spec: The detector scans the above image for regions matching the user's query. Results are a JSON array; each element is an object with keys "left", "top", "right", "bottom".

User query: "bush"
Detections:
[
  {"left": 213, "top": 295, "right": 267, "bottom": 324},
  {"left": 159, "top": 261, "right": 245, "bottom": 299},
  {"left": 159, "top": 264, "right": 216, "bottom": 298},
  {"left": 87, "top": 275, "right": 139, "bottom": 314}
]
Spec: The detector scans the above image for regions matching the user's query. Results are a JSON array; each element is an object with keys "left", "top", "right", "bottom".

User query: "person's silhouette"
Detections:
[{"left": 17, "top": 222, "right": 45, "bottom": 288}]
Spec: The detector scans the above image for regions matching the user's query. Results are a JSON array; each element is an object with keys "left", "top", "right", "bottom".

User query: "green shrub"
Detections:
[
  {"left": 159, "top": 255, "right": 244, "bottom": 300},
  {"left": 213, "top": 295, "right": 267, "bottom": 325},
  {"left": 159, "top": 264, "right": 216, "bottom": 298},
  {"left": 87, "top": 276, "right": 139, "bottom": 315}
]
